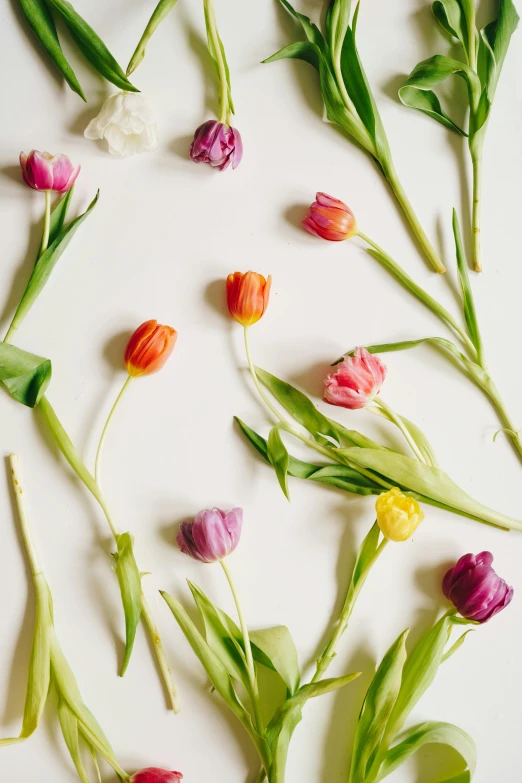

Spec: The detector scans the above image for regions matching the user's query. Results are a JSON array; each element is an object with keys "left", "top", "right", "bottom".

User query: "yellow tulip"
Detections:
[{"left": 375, "top": 488, "right": 424, "bottom": 542}]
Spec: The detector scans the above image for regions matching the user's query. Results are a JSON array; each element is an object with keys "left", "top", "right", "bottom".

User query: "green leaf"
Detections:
[
  {"left": 432, "top": 0, "right": 470, "bottom": 56},
  {"left": 18, "top": 0, "right": 86, "bottom": 100},
  {"left": 339, "top": 21, "right": 378, "bottom": 140},
  {"left": 452, "top": 210, "right": 483, "bottom": 356},
  {"left": 336, "top": 446, "right": 521, "bottom": 530},
  {"left": 263, "top": 41, "right": 320, "bottom": 70},
  {"left": 57, "top": 697, "right": 91, "bottom": 783},
  {"left": 277, "top": 0, "right": 329, "bottom": 56},
  {"left": 203, "top": 0, "right": 235, "bottom": 114},
  {"left": 0, "top": 574, "right": 52, "bottom": 745},
  {"left": 114, "top": 532, "right": 142, "bottom": 676},
  {"left": 441, "top": 629, "right": 474, "bottom": 663},
  {"left": 327, "top": 0, "right": 352, "bottom": 63},
  {"left": 376, "top": 720, "right": 476, "bottom": 781},
  {"left": 46, "top": 187, "right": 75, "bottom": 249},
  {"left": 371, "top": 407, "right": 439, "bottom": 468},
  {"left": 480, "top": 0, "right": 519, "bottom": 99},
  {"left": 350, "top": 630, "right": 409, "bottom": 781},
  {"left": 46, "top": 0, "right": 138, "bottom": 92},
  {"left": 7, "top": 191, "right": 99, "bottom": 339},
  {"left": 0, "top": 343, "right": 52, "bottom": 408},
  {"left": 127, "top": 0, "right": 179, "bottom": 75},
  {"left": 327, "top": 417, "right": 390, "bottom": 451},
  {"left": 249, "top": 626, "right": 300, "bottom": 695},
  {"left": 235, "top": 418, "right": 381, "bottom": 495},
  {"left": 267, "top": 426, "right": 290, "bottom": 500},
  {"left": 255, "top": 367, "right": 340, "bottom": 446},
  {"left": 399, "top": 55, "right": 474, "bottom": 134}
]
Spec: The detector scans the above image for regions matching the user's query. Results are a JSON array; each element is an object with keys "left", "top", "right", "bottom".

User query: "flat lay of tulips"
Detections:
[{"left": 0, "top": 0, "right": 520, "bottom": 782}]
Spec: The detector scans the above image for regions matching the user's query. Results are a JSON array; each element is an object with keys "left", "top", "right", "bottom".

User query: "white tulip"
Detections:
[{"left": 84, "top": 92, "right": 159, "bottom": 156}]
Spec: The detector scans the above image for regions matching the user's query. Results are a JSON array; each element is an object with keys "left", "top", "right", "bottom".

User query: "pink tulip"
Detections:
[
  {"left": 443, "top": 552, "right": 513, "bottom": 623},
  {"left": 189, "top": 120, "right": 243, "bottom": 170},
  {"left": 177, "top": 507, "right": 243, "bottom": 563},
  {"left": 303, "top": 193, "right": 357, "bottom": 241},
  {"left": 131, "top": 769, "right": 183, "bottom": 783},
  {"left": 19, "top": 150, "right": 80, "bottom": 193},
  {"left": 324, "top": 348, "right": 387, "bottom": 410}
]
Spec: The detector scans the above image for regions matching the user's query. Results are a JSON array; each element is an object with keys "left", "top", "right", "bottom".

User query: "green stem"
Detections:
[
  {"left": 95, "top": 375, "right": 132, "bottom": 484},
  {"left": 140, "top": 592, "right": 181, "bottom": 713},
  {"left": 312, "top": 529, "right": 387, "bottom": 683},
  {"left": 357, "top": 231, "right": 476, "bottom": 357},
  {"left": 41, "top": 190, "right": 52, "bottom": 257},
  {"left": 379, "top": 161, "right": 446, "bottom": 274},
  {"left": 471, "top": 149, "right": 483, "bottom": 273},
  {"left": 204, "top": 0, "right": 230, "bottom": 124},
  {"left": 243, "top": 327, "right": 393, "bottom": 490},
  {"left": 220, "top": 559, "right": 265, "bottom": 736},
  {"left": 484, "top": 381, "right": 522, "bottom": 463},
  {"left": 9, "top": 454, "right": 41, "bottom": 578},
  {"left": 373, "top": 398, "right": 427, "bottom": 464}
]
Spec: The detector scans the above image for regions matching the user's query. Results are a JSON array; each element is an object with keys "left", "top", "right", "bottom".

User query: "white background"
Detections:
[{"left": 0, "top": 0, "right": 521, "bottom": 781}]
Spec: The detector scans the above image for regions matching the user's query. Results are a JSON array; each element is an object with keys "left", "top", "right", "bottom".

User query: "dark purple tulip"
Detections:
[
  {"left": 442, "top": 551, "right": 513, "bottom": 623},
  {"left": 176, "top": 507, "right": 243, "bottom": 563},
  {"left": 189, "top": 120, "right": 243, "bottom": 170}
]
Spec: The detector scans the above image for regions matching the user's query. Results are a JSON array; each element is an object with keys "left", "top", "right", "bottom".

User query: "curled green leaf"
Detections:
[
  {"left": 114, "top": 532, "right": 142, "bottom": 676},
  {"left": 0, "top": 343, "right": 52, "bottom": 408}
]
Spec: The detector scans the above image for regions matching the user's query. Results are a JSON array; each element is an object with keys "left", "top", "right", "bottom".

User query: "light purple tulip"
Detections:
[
  {"left": 19, "top": 150, "right": 80, "bottom": 193},
  {"left": 176, "top": 507, "right": 243, "bottom": 563},
  {"left": 443, "top": 551, "right": 513, "bottom": 623},
  {"left": 189, "top": 120, "right": 243, "bottom": 170}
]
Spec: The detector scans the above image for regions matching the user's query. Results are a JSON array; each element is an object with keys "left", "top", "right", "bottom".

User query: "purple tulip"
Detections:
[
  {"left": 19, "top": 150, "right": 80, "bottom": 192},
  {"left": 189, "top": 120, "right": 243, "bottom": 170},
  {"left": 442, "top": 551, "right": 513, "bottom": 623},
  {"left": 176, "top": 507, "right": 243, "bottom": 563}
]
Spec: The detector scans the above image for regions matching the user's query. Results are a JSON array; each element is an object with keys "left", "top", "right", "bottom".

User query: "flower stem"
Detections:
[
  {"left": 9, "top": 454, "right": 41, "bottom": 578},
  {"left": 140, "top": 592, "right": 181, "bottom": 713},
  {"left": 312, "top": 527, "right": 387, "bottom": 683},
  {"left": 471, "top": 149, "right": 483, "bottom": 273},
  {"left": 40, "top": 190, "right": 52, "bottom": 257},
  {"left": 220, "top": 559, "right": 264, "bottom": 736},
  {"left": 379, "top": 160, "right": 446, "bottom": 274},
  {"left": 204, "top": 0, "right": 230, "bottom": 124},
  {"left": 95, "top": 375, "right": 132, "bottom": 484},
  {"left": 357, "top": 231, "right": 475, "bottom": 356},
  {"left": 373, "top": 397, "right": 427, "bottom": 464}
]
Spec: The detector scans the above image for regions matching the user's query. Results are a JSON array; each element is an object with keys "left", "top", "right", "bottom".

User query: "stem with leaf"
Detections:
[{"left": 204, "top": 0, "right": 233, "bottom": 124}]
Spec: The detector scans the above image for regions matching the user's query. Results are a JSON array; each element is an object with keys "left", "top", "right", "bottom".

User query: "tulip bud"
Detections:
[
  {"left": 375, "top": 488, "right": 424, "bottom": 542},
  {"left": 442, "top": 551, "right": 513, "bottom": 623},
  {"left": 226, "top": 271, "right": 271, "bottom": 327},
  {"left": 177, "top": 507, "right": 243, "bottom": 563},
  {"left": 124, "top": 320, "right": 177, "bottom": 378},
  {"left": 19, "top": 150, "right": 80, "bottom": 193},
  {"left": 131, "top": 768, "right": 183, "bottom": 783},
  {"left": 189, "top": 120, "right": 243, "bottom": 170},
  {"left": 302, "top": 192, "right": 357, "bottom": 241},
  {"left": 323, "top": 348, "right": 387, "bottom": 410}
]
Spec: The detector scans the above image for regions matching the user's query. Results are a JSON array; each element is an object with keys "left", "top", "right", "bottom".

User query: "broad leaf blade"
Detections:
[
  {"left": 481, "top": 0, "right": 519, "bottom": 99},
  {"left": 114, "top": 533, "right": 142, "bottom": 676},
  {"left": 372, "top": 407, "right": 439, "bottom": 468},
  {"left": 249, "top": 626, "right": 300, "bottom": 695},
  {"left": 127, "top": 0, "right": 179, "bottom": 75},
  {"left": 0, "top": 343, "right": 52, "bottom": 408},
  {"left": 267, "top": 426, "right": 290, "bottom": 500},
  {"left": 18, "top": 0, "right": 86, "bottom": 99},
  {"left": 8, "top": 191, "right": 99, "bottom": 338},
  {"left": 340, "top": 23, "right": 377, "bottom": 138},
  {"left": 46, "top": 0, "right": 138, "bottom": 92},
  {"left": 432, "top": 0, "right": 470, "bottom": 56}
]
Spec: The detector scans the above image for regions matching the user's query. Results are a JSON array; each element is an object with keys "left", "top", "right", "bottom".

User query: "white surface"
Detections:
[{"left": 0, "top": 1, "right": 521, "bottom": 781}]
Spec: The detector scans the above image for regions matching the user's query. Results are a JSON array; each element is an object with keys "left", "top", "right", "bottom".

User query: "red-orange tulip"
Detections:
[
  {"left": 226, "top": 271, "right": 271, "bottom": 327},
  {"left": 125, "top": 320, "right": 177, "bottom": 377}
]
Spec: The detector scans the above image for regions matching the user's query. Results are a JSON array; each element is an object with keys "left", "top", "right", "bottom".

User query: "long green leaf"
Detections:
[
  {"left": 327, "top": 0, "right": 352, "bottom": 63},
  {"left": 0, "top": 575, "right": 52, "bottom": 745},
  {"left": 18, "top": 0, "right": 86, "bottom": 99},
  {"left": 114, "top": 533, "right": 142, "bottom": 676},
  {"left": 57, "top": 697, "right": 92, "bottom": 783},
  {"left": 277, "top": 0, "right": 329, "bottom": 55},
  {"left": 481, "top": 0, "right": 519, "bottom": 99},
  {"left": 432, "top": 0, "right": 471, "bottom": 56},
  {"left": 263, "top": 41, "right": 320, "bottom": 70},
  {"left": 375, "top": 720, "right": 476, "bottom": 781},
  {"left": 267, "top": 425, "right": 290, "bottom": 500},
  {"left": 452, "top": 209, "right": 483, "bottom": 356},
  {"left": 339, "top": 21, "right": 377, "bottom": 139},
  {"left": 371, "top": 406, "right": 439, "bottom": 468},
  {"left": 46, "top": 0, "right": 138, "bottom": 92},
  {"left": 0, "top": 343, "right": 52, "bottom": 408},
  {"left": 127, "top": 0, "right": 179, "bottom": 75},
  {"left": 255, "top": 367, "right": 340, "bottom": 445},
  {"left": 249, "top": 626, "right": 300, "bottom": 695},
  {"left": 7, "top": 191, "right": 99, "bottom": 338},
  {"left": 350, "top": 630, "right": 409, "bottom": 781},
  {"left": 46, "top": 187, "right": 75, "bottom": 249}
]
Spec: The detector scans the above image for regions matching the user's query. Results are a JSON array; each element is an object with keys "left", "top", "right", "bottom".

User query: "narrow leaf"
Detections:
[
  {"left": 371, "top": 406, "right": 439, "bottom": 468},
  {"left": 277, "top": 0, "right": 329, "bottom": 55},
  {"left": 18, "top": 0, "right": 86, "bottom": 99},
  {"left": 46, "top": 0, "right": 138, "bottom": 92},
  {"left": 481, "top": 0, "right": 519, "bottom": 99},
  {"left": 263, "top": 41, "right": 320, "bottom": 71},
  {"left": 441, "top": 630, "right": 474, "bottom": 663},
  {"left": 452, "top": 209, "right": 483, "bottom": 355},
  {"left": 127, "top": 0, "right": 179, "bottom": 75},
  {"left": 340, "top": 22, "right": 377, "bottom": 139},
  {"left": 0, "top": 343, "right": 52, "bottom": 408},
  {"left": 267, "top": 426, "right": 290, "bottom": 500},
  {"left": 7, "top": 191, "right": 99, "bottom": 338},
  {"left": 57, "top": 697, "right": 92, "bottom": 783},
  {"left": 114, "top": 533, "right": 142, "bottom": 676}
]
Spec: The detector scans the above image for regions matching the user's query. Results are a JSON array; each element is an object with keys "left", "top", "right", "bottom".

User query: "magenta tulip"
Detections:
[
  {"left": 131, "top": 769, "right": 182, "bottom": 783},
  {"left": 443, "top": 551, "right": 513, "bottom": 623},
  {"left": 177, "top": 507, "right": 243, "bottom": 563},
  {"left": 189, "top": 120, "right": 243, "bottom": 170},
  {"left": 323, "top": 347, "right": 387, "bottom": 410},
  {"left": 19, "top": 150, "right": 80, "bottom": 193}
]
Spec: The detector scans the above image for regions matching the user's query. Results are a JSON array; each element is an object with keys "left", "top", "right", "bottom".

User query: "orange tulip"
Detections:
[
  {"left": 125, "top": 320, "right": 177, "bottom": 377},
  {"left": 226, "top": 271, "right": 271, "bottom": 327}
]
